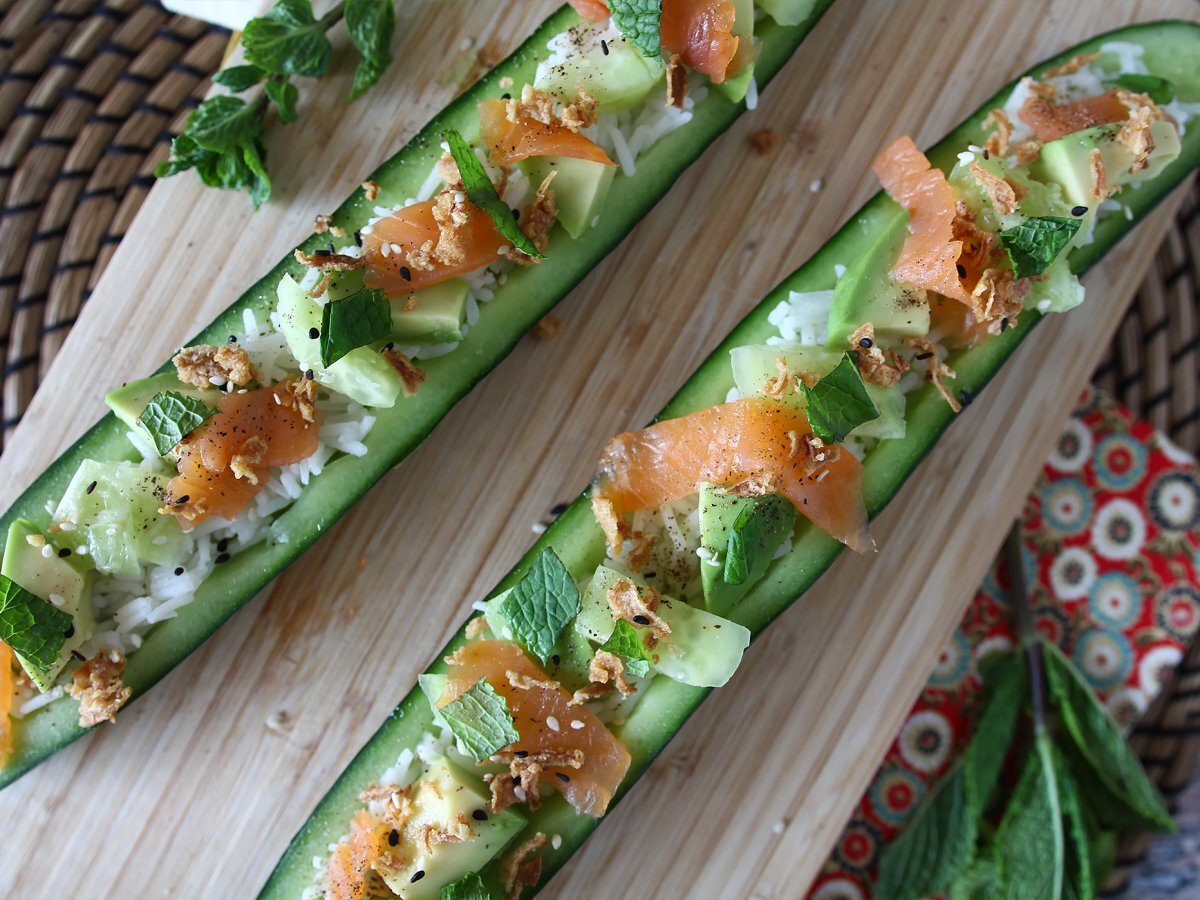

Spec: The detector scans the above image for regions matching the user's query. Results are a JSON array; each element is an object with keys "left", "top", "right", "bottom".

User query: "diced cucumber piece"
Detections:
[
  {"left": 949, "top": 153, "right": 1071, "bottom": 232},
  {"left": 854, "top": 383, "right": 907, "bottom": 441},
  {"left": 2, "top": 519, "right": 93, "bottom": 691},
  {"left": 697, "top": 485, "right": 794, "bottom": 617},
  {"left": 520, "top": 156, "right": 616, "bottom": 239},
  {"left": 388, "top": 279, "right": 469, "bottom": 345},
  {"left": 757, "top": 0, "right": 819, "bottom": 26},
  {"left": 534, "top": 29, "right": 664, "bottom": 113},
  {"left": 275, "top": 274, "right": 402, "bottom": 409},
  {"left": 105, "top": 372, "right": 219, "bottom": 442},
  {"left": 53, "top": 460, "right": 186, "bottom": 576},
  {"left": 1025, "top": 256, "right": 1086, "bottom": 314},
  {"left": 730, "top": 343, "right": 842, "bottom": 398},
  {"left": 374, "top": 757, "right": 526, "bottom": 898},
  {"left": 827, "top": 212, "right": 930, "bottom": 348},
  {"left": 578, "top": 565, "right": 750, "bottom": 688}
]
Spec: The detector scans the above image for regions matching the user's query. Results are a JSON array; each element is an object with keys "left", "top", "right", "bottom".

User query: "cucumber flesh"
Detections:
[
  {"left": 261, "top": 21, "right": 1200, "bottom": 899},
  {"left": 0, "top": 0, "right": 840, "bottom": 786}
]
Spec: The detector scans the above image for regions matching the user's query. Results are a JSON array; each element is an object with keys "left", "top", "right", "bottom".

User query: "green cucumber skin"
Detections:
[
  {"left": 0, "top": 1, "right": 838, "bottom": 787},
  {"left": 261, "top": 19, "right": 1200, "bottom": 898}
]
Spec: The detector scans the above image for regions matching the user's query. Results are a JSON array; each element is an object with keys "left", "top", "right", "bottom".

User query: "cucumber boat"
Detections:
[
  {"left": 262, "top": 21, "right": 1200, "bottom": 900},
  {"left": 0, "top": 0, "right": 835, "bottom": 785}
]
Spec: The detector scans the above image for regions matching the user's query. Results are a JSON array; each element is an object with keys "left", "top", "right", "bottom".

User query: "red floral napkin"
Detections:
[{"left": 809, "top": 388, "right": 1200, "bottom": 899}]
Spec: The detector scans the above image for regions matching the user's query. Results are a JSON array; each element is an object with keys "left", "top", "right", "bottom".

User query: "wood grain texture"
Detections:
[{"left": 0, "top": 0, "right": 1196, "bottom": 896}]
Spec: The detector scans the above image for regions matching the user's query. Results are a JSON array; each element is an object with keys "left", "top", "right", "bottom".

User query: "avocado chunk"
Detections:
[
  {"left": 714, "top": 0, "right": 756, "bottom": 103},
  {"left": 520, "top": 156, "right": 616, "bottom": 240},
  {"left": 105, "top": 372, "right": 219, "bottom": 438},
  {"left": 275, "top": 274, "right": 402, "bottom": 409},
  {"left": 2, "top": 519, "right": 93, "bottom": 691},
  {"left": 534, "top": 28, "right": 665, "bottom": 114},
  {"left": 757, "top": 0, "right": 818, "bottom": 26},
  {"left": 373, "top": 756, "right": 526, "bottom": 898},
  {"left": 1032, "top": 120, "right": 1181, "bottom": 207},
  {"left": 697, "top": 485, "right": 794, "bottom": 617},
  {"left": 388, "top": 279, "right": 469, "bottom": 345},
  {"left": 576, "top": 566, "right": 750, "bottom": 688},
  {"left": 53, "top": 459, "right": 186, "bottom": 576},
  {"left": 827, "top": 211, "right": 930, "bottom": 348}
]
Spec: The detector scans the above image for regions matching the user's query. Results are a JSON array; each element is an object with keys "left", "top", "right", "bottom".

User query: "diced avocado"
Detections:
[
  {"left": 275, "top": 274, "right": 402, "bottom": 409},
  {"left": 533, "top": 29, "right": 664, "bottom": 113},
  {"left": 53, "top": 460, "right": 186, "bottom": 576},
  {"left": 577, "top": 566, "right": 750, "bottom": 688},
  {"left": 757, "top": 0, "right": 818, "bottom": 26},
  {"left": 388, "top": 279, "right": 469, "bottom": 345},
  {"left": 375, "top": 757, "right": 526, "bottom": 898},
  {"left": 1025, "top": 256, "right": 1086, "bottom": 314},
  {"left": 949, "top": 153, "right": 1071, "bottom": 232},
  {"left": 520, "top": 156, "right": 616, "bottom": 239},
  {"left": 827, "top": 212, "right": 930, "bottom": 348},
  {"left": 697, "top": 485, "right": 794, "bottom": 617},
  {"left": 105, "top": 372, "right": 219, "bottom": 438},
  {"left": 2, "top": 519, "right": 93, "bottom": 691},
  {"left": 714, "top": 0, "right": 756, "bottom": 103},
  {"left": 1032, "top": 120, "right": 1181, "bottom": 207}
]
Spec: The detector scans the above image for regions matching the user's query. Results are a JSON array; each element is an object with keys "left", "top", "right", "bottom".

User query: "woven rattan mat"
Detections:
[{"left": 1, "top": 0, "right": 1199, "bottom": 893}]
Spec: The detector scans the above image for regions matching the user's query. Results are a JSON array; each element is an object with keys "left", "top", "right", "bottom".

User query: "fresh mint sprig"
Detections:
[
  {"left": 158, "top": 0, "right": 397, "bottom": 207},
  {"left": 598, "top": 619, "right": 651, "bottom": 678},
  {"left": 139, "top": 390, "right": 219, "bottom": 456},
  {"left": 0, "top": 574, "right": 73, "bottom": 676},
  {"left": 1000, "top": 216, "right": 1081, "bottom": 279},
  {"left": 320, "top": 286, "right": 392, "bottom": 367},
  {"left": 801, "top": 353, "right": 879, "bottom": 444},
  {"left": 499, "top": 548, "right": 580, "bottom": 663},
  {"left": 1104, "top": 73, "right": 1174, "bottom": 105},
  {"left": 440, "top": 872, "right": 493, "bottom": 900},
  {"left": 438, "top": 677, "right": 520, "bottom": 762},
  {"left": 444, "top": 129, "right": 545, "bottom": 259},
  {"left": 607, "top": 0, "right": 661, "bottom": 58}
]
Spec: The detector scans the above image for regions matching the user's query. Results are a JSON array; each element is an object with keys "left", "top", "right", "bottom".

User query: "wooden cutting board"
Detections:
[{"left": 0, "top": 0, "right": 1196, "bottom": 896}]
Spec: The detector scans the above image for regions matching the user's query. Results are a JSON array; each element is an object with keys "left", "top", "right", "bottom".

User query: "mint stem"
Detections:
[
  {"left": 319, "top": 5, "right": 345, "bottom": 31},
  {"left": 1006, "top": 524, "right": 1048, "bottom": 735}
]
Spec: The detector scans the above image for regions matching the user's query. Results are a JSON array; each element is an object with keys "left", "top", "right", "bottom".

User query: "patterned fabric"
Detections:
[{"left": 810, "top": 389, "right": 1200, "bottom": 899}]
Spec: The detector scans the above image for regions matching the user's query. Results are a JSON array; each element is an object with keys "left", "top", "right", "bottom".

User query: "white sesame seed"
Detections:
[
  {"left": 75, "top": 545, "right": 88, "bottom": 556},
  {"left": 57, "top": 521, "right": 75, "bottom": 532},
  {"left": 809, "top": 177, "right": 824, "bottom": 193},
  {"left": 514, "top": 786, "right": 527, "bottom": 802},
  {"left": 40, "top": 545, "right": 53, "bottom": 559},
  {"left": 547, "top": 715, "right": 559, "bottom": 732},
  {"left": 696, "top": 546, "right": 713, "bottom": 559},
  {"left": 570, "top": 719, "right": 584, "bottom": 730},
  {"left": 208, "top": 375, "right": 226, "bottom": 386},
  {"left": 381, "top": 242, "right": 392, "bottom": 257},
  {"left": 453, "top": 191, "right": 466, "bottom": 203},
  {"left": 360, "top": 225, "right": 373, "bottom": 236},
  {"left": 772, "top": 819, "right": 787, "bottom": 835},
  {"left": 498, "top": 245, "right": 511, "bottom": 255},
  {"left": 551, "top": 834, "right": 562, "bottom": 850},
  {"left": 48, "top": 593, "right": 64, "bottom": 607},
  {"left": 390, "top": 243, "right": 403, "bottom": 255},
  {"left": 816, "top": 469, "right": 830, "bottom": 482},
  {"left": 532, "top": 522, "right": 547, "bottom": 534}
]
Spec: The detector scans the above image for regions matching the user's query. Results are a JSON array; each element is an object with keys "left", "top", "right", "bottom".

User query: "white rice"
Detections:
[{"left": 766, "top": 289, "right": 833, "bottom": 346}]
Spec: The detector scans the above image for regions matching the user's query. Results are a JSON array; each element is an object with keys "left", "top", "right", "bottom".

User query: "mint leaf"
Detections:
[
  {"left": 0, "top": 574, "right": 73, "bottom": 674},
  {"left": 876, "top": 762, "right": 978, "bottom": 900},
  {"left": 948, "top": 855, "right": 997, "bottom": 900},
  {"left": 499, "top": 548, "right": 580, "bottom": 663},
  {"left": 242, "top": 142, "right": 272, "bottom": 210},
  {"left": 441, "top": 872, "right": 493, "bottom": 900},
  {"left": 139, "top": 390, "right": 218, "bottom": 456},
  {"left": 439, "top": 677, "right": 520, "bottom": 762},
  {"left": 999, "top": 216, "right": 1081, "bottom": 279},
  {"left": 1053, "top": 744, "right": 1093, "bottom": 900},
  {"left": 156, "top": 98, "right": 272, "bottom": 208},
  {"left": 319, "top": 287, "right": 392, "bottom": 367},
  {"left": 1042, "top": 639, "right": 1174, "bottom": 832},
  {"left": 608, "top": 0, "right": 661, "bottom": 57},
  {"left": 1105, "top": 74, "right": 1174, "bottom": 105},
  {"left": 265, "top": 78, "right": 299, "bottom": 123},
  {"left": 443, "top": 129, "right": 544, "bottom": 259},
  {"left": 991, "top": 733, "right": 1064, "bottom": 900},
  {"left": 243, "top": 0, "right": 333, "bottom": 78},
  {"left": 961, "top": 650, "right": 1027, "bottom": 802},
  {"left": 723, "top": 502, "right": 759, "bottom": 586},
  {"left": 345, "top": 0, "right": 395, "bottom": 101},
  {"left": 181, "top": 95, "right": 264, "bottom": 153},
  {"left": 801, "top": 353, "right": 879, "bottom": 443},
  {"left": 599, "top": 619, "right": 651, "bottom": 678},
  {"left": 214, "top": 64, "right": 267, "bottom": 93}
]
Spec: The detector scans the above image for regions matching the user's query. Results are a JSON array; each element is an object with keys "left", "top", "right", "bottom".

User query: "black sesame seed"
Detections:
[
  {"left": 556, "top": 772, "right": 570, "bottom": 783},
  {"left": 64, "top": 624, "right": 75, "bottom": 638},
  {"left": 309, "top": 327, "right": 320, "bottom": 339},
  {"left": 72, "top": 650, "right": 86, "bottom": 661},
  {"left": 1071, "top": 205, "right": 1088, "bottom": 217},
  {"left": 550, "top": 654, "right": 561, "bottom": 666},
  {"left": 305, "top": 369, "right": 315, "bottom": 380},
  {"left": 959, "top": 389, "right": 974, "bottom": 407},
  {"left": 982, "top": 149, "right": 990, "bottom": 160},
  {"left": 384, "top": 342, "right": 395, "bottom": 352},
  {"left": 511, "top": 207, "right": 521, "bottom": 221},
  {"left": 1000, "top": 317, "right": 1010, "bottom": 332},
  {"left": 551, "top": 502, "right": 569, "bottom": 516},
  {"left": 86, "top": 481, "right": 97, "bottom": 495},
  {"left": 228, "top": 335, "right": 238, "bottom": 344},
  {"left": 411, "top": 871, "right": 425, "bottom": 884},
  {"left": 858, "top": 338, "right": 873, "bottom": 349},
  {"left": 399, "top": 266, "right": 411, "bottom": 281},
  {"left": 633, "top": 615, "right": 650, "bottom": 626},
  {"left": 216, "top": 552, "right": 231, "bottom": 564},
  {"left": 472, "top": 809, "right": 488, "bottom": 821},
  {"left": 915, "top": 351, "right": 933, "bottom": 361},
  {"left": 514, "top": 750, "right": 529, "bottom": 759},
  {"left": 174, "top": 566, "right": 185, "bottom": 576},
  {"left": 327, "top": 242, "right": 336, "bottom": 255},
  {"left": 58, "top": 548, "right": 71, "bottom": 558},
  {"left": 600, "top": 39, "right": 609, "bottom": 55},
  {"left": 216, "top": 538, "right": 230, "bottom": 553},
  {"left": 354, "top": 230, "right": 363, "bottom": 247},
  {"left": 388, "top": 829, "right": 400, "bottom": 847},
  {"left": 955, "top": 264, "right": 967, "bottom": 278},
  {"left": 501, "top": 92, "right": 511, "bottom": 100},
  {"left": 175, "top": 495, "right": 190, "bottom": 505}
]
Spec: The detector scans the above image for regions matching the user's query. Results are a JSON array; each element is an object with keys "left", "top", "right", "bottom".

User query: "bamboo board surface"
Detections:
[{"left": 0, "top": 0, "right": 1197, "bottom": 896}]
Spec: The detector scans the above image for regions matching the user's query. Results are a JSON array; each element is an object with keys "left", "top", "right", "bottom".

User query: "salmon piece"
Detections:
[
  {"left": 595, "top": 398, "right": 872, "bottom": 552},
  {"left": 477, "top": 98, "right": 614, "bottom": 168},
  {"left": 363, "top": 200, "right": 507, "bottom": 296},
  {"left": 0, "top": 643, "right": 13, "bottom": 768},
  {"left": 873, "top": 135, "right": 972, "bottom": 306},
  {"left": 164, "top": 382, "right": 322, "bottom": 528},
  {"left": 1019, "top": 89, "right": 1128, "bottom": 142},
  {"left": 442, "top": 640, "right": 631, "bottom": 818},
  {"left": 326, "top": 810, "right": 382, "bottom": 900},
  {"left": 569, "top": 0, "right": 610, "bottom": 21},
  {"left": 662, "top": 0, "right": 740, "bottom": 83}
]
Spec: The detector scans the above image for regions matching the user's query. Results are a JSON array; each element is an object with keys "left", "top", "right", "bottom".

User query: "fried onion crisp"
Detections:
[
  {"left": 905, "top": 336, "right": 961, "bottom": 413},
  {"left": 983, "top": 108, "right": 1013, "bottom": 158},
  {"left": 666, "top": 53, "right": 686, "bottom": 109},
  {"left": 1042, "top": 52, "right": 1099, "bottom": 78},
  {"left": 277, "top": 376, "right": 320, "bottom": 423},
  {"left": 589, "top": 650, "right": 637, "bottom": 697},
  {"left": 173, "top": 344, "right": 255, "bottom": 389},
  {"left": 606, "top": 578, "right": 670, "bottom": 641},
  {"left": 294, "top": 248, "right": 366, "bottom": 272},
  {"left": 382, "top": 351, "right": 426, "bottom": 398},
  {"left": 229, "top": 434, "right": 267, "bottom": 484},
  {"left": 501, "top": 832, "right": 548, "bottom": 900},
  {"left": 68, "top": 648, "right": 131, "bottom": 727},
  {"left": 850, "top": 323, "right": 908, "bottom": 387},
  {"left": 969, "top": 162, "right": 1020, "bottom": 216}
]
